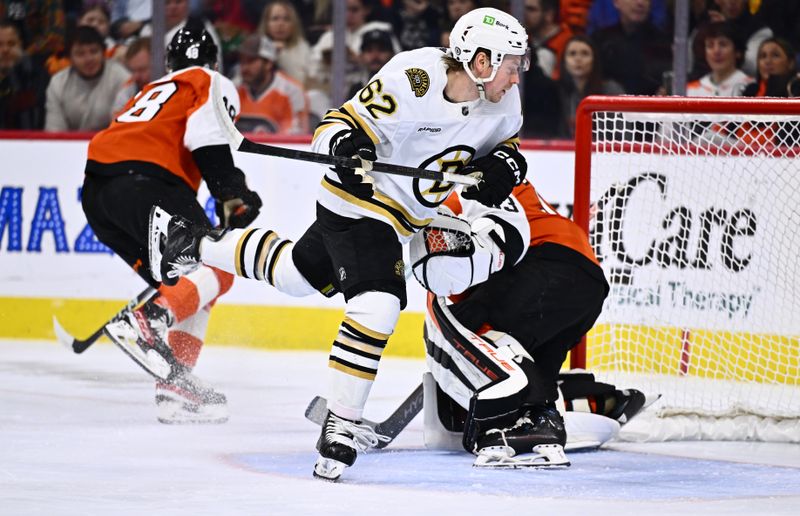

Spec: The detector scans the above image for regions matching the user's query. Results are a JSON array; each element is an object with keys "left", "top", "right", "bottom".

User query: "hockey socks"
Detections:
[
  {"left": 201, "top": 228, "right": 316, "bottom": 296},
  {"left": 326, "top": 291, "right": 400, "bottom": 421}
]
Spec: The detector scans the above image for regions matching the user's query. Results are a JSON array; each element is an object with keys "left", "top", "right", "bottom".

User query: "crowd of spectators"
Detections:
[{"left": 0, "top": 0, "right": 798, "bottom": 139}]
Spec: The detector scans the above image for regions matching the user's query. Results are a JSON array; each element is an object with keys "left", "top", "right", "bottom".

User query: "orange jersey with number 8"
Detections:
[{"left": 87, "top": 67, "right": 240, "bottom": 192}]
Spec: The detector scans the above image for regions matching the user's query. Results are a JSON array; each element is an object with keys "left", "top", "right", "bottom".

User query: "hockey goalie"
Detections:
[{"left": 410, "top": 180, "right": 651, "bottom": 468}]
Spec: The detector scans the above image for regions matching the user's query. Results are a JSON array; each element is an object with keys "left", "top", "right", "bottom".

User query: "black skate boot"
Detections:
[
  {"left": 104, "top": 300, "right": 177, "bottom": 380},
  {"left": 474, "top": 404, "right": 570, "bottom": 468},
  {"left": 156, "top": 366, "right": 228, "bottom": 424},
  {"left": 148, "top": 206, "right": 223, "bottom": 286},
  {"left": 313, "top": 411, "right": 384, "bottom": 481}
]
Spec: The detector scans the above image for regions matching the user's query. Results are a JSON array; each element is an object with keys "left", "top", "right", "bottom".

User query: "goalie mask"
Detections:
[{"left": 410, "top": 213, "right": 505, "bottom": 296}]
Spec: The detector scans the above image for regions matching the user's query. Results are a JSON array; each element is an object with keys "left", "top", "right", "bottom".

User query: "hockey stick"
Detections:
[
  {"left": 210, "top": 76, "right": 479, "bottom": 187},
  {"left": 304, "top": 383, "right": 424, "bottom": 449},
  {"left": 53, "top": 286, "right": 159, "bottom": 353}
]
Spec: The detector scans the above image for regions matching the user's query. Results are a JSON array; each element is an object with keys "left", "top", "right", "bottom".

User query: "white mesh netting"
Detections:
[{"left": 583, "top": 108, "right": 800, "bottom": 442}]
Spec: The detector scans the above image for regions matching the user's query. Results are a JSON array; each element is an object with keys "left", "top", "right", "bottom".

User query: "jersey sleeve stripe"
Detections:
[
  {"left": 341, "top": 101, "right": 380, "bottom": 144},
  {"left": 321, "top": 178, "right": 433, "bottom": 236},
  {"left": 312, "top": 120, "right": 344, "bottom": 140},
  {"left": 499, "top": 136, "right": 521, "bottom": 151}
]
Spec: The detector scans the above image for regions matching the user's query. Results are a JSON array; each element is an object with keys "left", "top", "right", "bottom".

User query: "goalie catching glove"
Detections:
[
  {"left": 410, "top": 213, "right": 506, "bottom": 296},
  {"left": 461, "top": 146, "right": 527, "bottom": 207},
  {"left": 330, "top": 128, "right": 376, "bottom": 199}
]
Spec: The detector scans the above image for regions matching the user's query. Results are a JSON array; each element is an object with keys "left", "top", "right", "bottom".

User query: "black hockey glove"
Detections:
[
  {"left": 330, "top": 128, "right": 377, "bottom": 200},
  {"left": 214, "top": 168, "right": 263, "bottom": 229},
  {"left": 461, "top": 146, "right": 527, "bottom": 207}
]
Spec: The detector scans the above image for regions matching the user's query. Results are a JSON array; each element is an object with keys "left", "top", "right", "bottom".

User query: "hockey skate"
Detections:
[
  {"left": 473, "top": 405, "right": 570, "bottom": 469},
  {"left": 156, "top": 367, "right": 228, "bottom": 424},
  {"left": 148, "top": 206, "right": 217, "bottom": 286},
  {"left": 103, "top": 301, "right": 176, "bottom": 380},
  {"left": 313, "top": 411, "right": 389, "bottom": 481}
]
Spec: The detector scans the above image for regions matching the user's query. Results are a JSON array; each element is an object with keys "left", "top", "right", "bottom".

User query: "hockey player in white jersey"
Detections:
[{"left": 148, "top": 7, "right": 531, "bottom": 480}]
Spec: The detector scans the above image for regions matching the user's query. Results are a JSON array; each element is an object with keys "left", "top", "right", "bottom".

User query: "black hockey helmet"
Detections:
[{"left": 166, "top": 26, "right": 218, "bottom": 72}]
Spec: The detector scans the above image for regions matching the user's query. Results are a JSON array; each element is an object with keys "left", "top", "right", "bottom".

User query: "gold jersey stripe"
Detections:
[
  {"left": 313, "top": 120, "right": 345, "bottom": 141},
  {"left": 343, "top": 316, "right": 392, "bottom": 341},
  {"left": 328, "top": 359, "right": 377, "bottom": 381},
  {"left": 336, "top": 333, "right": 385, "bottom": 356},
  {"left": 500, "top": 137, "right": 521, "bottom": 150},
  {"left": 321, "top": 180, "right": 433, "bottom": 237},
  {"left": 341, "top": 102, "right": 379, "bottom": 144},
  {"left": 322, "top": 110, "right": 358, "bottom": 126},
  {"left": 267, "top": 239, "right": 291, "bottom": 286},
  {"left": 234, "top": 228, "right": 258, "bottom": 277},
  {"left": 320, "top": 180, "right": 414, "bottom": 237},
  {"left": 254, "top": 231, "right": 278, "bottom": 281}
]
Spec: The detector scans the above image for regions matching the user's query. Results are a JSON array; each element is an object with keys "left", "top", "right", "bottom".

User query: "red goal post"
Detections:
[{"left": 570, "top": 95, "right": 800, "bottom": 441}]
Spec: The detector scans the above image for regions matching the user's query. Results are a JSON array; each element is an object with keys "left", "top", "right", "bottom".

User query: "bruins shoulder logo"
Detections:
[{"left": 404, "top": 68, "right": 430, "bottom": 98}]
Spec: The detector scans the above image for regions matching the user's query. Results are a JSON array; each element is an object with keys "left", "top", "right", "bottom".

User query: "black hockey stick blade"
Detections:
[
  {"left": 53, "top": 286, "right": 158, "bottom": 354},
  {"left": 210, "top": 76, "right": 479, "bottom": 187},
  {"left": 304, "top": 383, "right": 424, "bottom": 449}
]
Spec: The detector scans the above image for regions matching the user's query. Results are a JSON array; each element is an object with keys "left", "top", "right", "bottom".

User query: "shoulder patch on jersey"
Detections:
[{"left": 404, "top": 68, "right": 430, "bottom": 98}]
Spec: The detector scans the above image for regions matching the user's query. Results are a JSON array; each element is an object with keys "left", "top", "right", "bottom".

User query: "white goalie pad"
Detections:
[
  {"left": 410, "top": 214, "right": 504, "bottom": 296},
  {"left": 424, "top": 296, "right": 529, "bottom": 410},
  {"left": 423, "top": 372, "right": 621, "bottom": 452}
]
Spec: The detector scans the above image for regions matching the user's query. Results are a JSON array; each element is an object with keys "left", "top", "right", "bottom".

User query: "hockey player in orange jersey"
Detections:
[
  {"left": 410, "top": 179, "right": 614, "bottom": 467},
  {"left": 81, "top": 27, "right": 262, "bottom": 424}
]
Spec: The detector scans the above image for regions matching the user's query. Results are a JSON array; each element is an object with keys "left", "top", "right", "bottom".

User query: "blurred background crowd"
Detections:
[{"left": 1, "top": 0, "right": 798, "bottom": 139}]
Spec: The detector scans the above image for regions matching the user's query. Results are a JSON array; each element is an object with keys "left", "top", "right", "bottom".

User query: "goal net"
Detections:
[{"left": 572, "top": 96, "right": 800, "bottom": 442}]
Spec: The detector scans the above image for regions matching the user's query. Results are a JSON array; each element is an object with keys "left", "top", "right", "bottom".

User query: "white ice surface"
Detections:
[{"left": 2, "top": 340, "right": 799, "bottom": 516}]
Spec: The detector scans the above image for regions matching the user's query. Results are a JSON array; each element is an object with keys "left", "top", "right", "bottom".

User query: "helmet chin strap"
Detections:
[{"left": 463, "top": 63, "right": 500, "bottom": 101}]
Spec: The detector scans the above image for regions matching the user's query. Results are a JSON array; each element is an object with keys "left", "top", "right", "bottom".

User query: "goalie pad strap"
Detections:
[{"left": 483, "top": 214, "right": 525, "bottom": 268}]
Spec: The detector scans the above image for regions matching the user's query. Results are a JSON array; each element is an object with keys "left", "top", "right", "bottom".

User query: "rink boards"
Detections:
[{"left": 0, "top": 136, "right": 575, "bottom": 356}]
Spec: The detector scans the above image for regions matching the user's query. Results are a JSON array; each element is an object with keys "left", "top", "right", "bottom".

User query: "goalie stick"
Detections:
[
  {"left": 210, "top": 76, "right": 479, "bottom": 187},
  {"left": 304, "top": 383, "right": 423, "bottom": 449},
  {"left": 52, "top": 286, "right": 158, "bottom": 353}
]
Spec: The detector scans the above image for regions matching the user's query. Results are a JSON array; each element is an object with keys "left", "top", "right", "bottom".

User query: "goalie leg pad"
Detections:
[
  {"left": 422, "top": 372, "right": 465, "bottom": 450},
  {"left": 424, "top": 295, "right": 543, "bottom": 452}
]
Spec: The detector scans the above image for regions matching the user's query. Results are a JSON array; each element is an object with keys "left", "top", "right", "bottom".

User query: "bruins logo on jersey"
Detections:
[{"left": 404, "top": 68, "right": 430, "bottom": 97}]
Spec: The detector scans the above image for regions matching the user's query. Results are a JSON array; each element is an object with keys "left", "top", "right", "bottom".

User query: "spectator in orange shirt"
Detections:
[
  {"left": 525, "top": 0, "right": 574, "bottom": 79},
  {"left": 236, "top": 34, "right": 310, "bottom": 135}
]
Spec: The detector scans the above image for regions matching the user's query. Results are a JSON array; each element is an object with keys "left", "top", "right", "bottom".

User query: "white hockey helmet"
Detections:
[{"left": 449, "top": 8, "right": 530, "bottom": 90}]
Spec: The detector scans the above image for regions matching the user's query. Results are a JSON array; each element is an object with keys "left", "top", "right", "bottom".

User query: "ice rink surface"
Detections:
[{"left": 2, "top": 340, "right": 799, "bottom": 516}]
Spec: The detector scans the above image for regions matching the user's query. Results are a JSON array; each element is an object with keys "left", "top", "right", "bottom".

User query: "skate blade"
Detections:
[
  {"left": 313, "top": 456, "right": 347, "bottom": 482},
  {"left": 105, "top": 321, "right": 172, "bottom": 380},
  {"left": 156, "top": 398, "right": 229, "bottom": 424},
  {"left": 148, "top": 206, "right": 170, "bottom": 282},
  {"left": 473, "top": 444, "right": 570, "bottom": 469}
]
